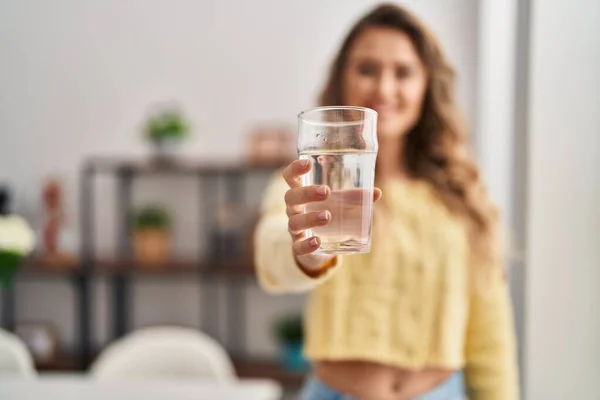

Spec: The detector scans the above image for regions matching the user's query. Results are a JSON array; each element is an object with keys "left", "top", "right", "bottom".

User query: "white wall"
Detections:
[
  {"left": 525, "top": 0, "right": 600, "bottom": 398},
  {"left": 0, "top": 0, "right": 479, "bottom": 357},
  {"left": 476, "top": 0, "right": 517, "bottom": 229},
  {"left": 476, "top": 2, "right": 528, "bottom": 395}
]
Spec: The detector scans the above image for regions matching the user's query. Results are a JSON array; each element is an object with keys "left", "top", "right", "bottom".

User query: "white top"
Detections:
[{"left": 0, "top": 377, "right": 283, "bottom": 400}]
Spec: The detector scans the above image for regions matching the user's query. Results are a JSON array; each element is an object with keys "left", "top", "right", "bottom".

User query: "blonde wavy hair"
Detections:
[{"left": 319, "top": 3, "right": 500, "bottom": 268}]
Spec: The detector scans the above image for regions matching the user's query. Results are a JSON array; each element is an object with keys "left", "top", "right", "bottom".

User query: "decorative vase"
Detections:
[
  {"left": 133, "top": 229, "right": 170, "bottom": 267},
  {"left": 281, "top": 341, "right": 309, "bottom": 372}
]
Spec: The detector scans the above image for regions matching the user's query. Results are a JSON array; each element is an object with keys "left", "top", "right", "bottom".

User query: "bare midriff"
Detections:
[{"left": 313, "top": 360, "right": 457, "bottom": 400}]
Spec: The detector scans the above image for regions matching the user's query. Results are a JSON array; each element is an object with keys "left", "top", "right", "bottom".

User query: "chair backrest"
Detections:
[
  {"left": 89, "top": 326, "right": 236, "bottom": 382},
  {"left": 0, "top": 328, "right": 37, "bottom": 378}
]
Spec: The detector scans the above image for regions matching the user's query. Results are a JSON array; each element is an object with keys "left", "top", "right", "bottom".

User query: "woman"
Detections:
[{"left": 254, "top": 4, "right": 519, "bottom": 400}]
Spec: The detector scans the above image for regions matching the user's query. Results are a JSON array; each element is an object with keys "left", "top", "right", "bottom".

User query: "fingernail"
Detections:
[
  {"left": 316, "top": 186, "right": 327, "bottom": 196},
  {"left": 310, "top": 237, "right": 320, "bottom": 247},
  {"left": 300, "top": 160, "right": 308, "bottom": 167},
  {"left": 318, "top": 211, "right": 329, "bottom": 221}
]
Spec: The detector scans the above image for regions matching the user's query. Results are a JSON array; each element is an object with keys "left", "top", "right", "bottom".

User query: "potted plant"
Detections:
[
  {"left": 143, "top": 105, "right": 190, "bottom": 159},
  {"left": 0, "top": 186, "right": 35, "bottom": 289},
  {"left": 132, "top": 205, "right": 171, "bottom": 267},
  {"left": 0, "top": 215, "right": 35, "bottom": 289},
  {"left": 272, "top": 313, "right": 309, "bottom": 372}
]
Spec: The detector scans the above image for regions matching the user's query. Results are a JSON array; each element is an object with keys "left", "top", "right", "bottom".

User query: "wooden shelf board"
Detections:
[
  {"left": 36, "top": 354, "right": 80, "bottom": 371},
  {"left": 87, "top": 156, "right": 286, "bottom": 175},
  {"left": 234, "top": 359, "right": 307, "bottom": 388},
  {"left": 18, "top": 257, "right": 256, "bottom": 279},
  {"left": 18, "top": 258, "right": 81, "bottom": 278}
]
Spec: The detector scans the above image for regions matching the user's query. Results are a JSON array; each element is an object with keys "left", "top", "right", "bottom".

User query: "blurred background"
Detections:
[{"left": 0, "top": 0, "right": 598, "bottom": 399}]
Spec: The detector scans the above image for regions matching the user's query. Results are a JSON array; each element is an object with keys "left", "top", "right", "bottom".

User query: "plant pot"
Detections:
[
  {"left": 280, "top": 341, "right": 309, "bottom": 372},
  {"left": 133, "top": 229, "right": 170, "bottom": 267},
  {"left": 151, "top": 138, "right": 182, "bottom": 162}
]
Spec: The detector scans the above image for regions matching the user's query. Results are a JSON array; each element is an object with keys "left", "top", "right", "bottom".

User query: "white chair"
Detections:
[
  {"left": 89, "top": 326, "right": 237, "bottom": 382},
  {"left": 0, "top": 328, "right": 37, "bottom": 378}
]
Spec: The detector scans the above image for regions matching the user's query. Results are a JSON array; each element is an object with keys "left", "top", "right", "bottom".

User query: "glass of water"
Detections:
[{"left": 297, "top": 106, "right": 378, "bottom": 255}]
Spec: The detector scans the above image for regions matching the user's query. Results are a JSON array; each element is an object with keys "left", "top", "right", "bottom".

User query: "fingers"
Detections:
[
  {"left": 292, "top": 236, "right": 321, "bottom": 256},
  {"left": 374, "top": 188, "right": 382, "bottom": 202},
  {"left": 288, "top": 210, "right": 330, "bottom": 235},
  {"left": 285, "top": 185, "right": 330, "bottom": 208},
  {"left": 318, "top": 187, "right": 382, "bottom": 206},
  {"left": 282, "top": 159, "right": 311, "bottom": 188}
]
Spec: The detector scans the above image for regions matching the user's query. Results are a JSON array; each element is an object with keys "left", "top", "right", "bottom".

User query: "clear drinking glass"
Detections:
[{"left": 297, "top": 106, "right": 378, "bottom": 255}]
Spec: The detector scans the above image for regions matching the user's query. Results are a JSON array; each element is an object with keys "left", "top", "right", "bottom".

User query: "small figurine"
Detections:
[
  {"left": 42, "top": 179, "right": 62, "bottom": 256},
  {"left": 41, "top": 179, "right": 75, "bottom": 267},
  {"left": 245, "top": 124, "right": 295, "bottom": 166}
]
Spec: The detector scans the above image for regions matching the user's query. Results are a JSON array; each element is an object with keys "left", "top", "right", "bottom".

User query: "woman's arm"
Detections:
[
  {"left": 253, "top": 172, "right": 340, "bottom": 294},
  {"left": 464, "top": 266, "right": 520, "bottom": 400}
]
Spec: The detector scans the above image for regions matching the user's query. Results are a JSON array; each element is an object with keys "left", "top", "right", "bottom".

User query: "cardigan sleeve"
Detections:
[
  {"left": 464, "top": 265, "right": 521, "bottom": 400},
  {"left": 253, "top": 172, "right": 341, "bottom": 294}
]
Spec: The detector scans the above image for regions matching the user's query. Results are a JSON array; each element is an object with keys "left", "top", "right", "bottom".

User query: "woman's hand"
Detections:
[{"left": 281, "top": 159, "right": 382, "bottom": 272}]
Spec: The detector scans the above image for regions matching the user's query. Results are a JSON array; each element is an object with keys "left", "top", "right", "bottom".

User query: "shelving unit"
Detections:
[{"left": 1, "top": 156, "right": 306, "bottom": 389}]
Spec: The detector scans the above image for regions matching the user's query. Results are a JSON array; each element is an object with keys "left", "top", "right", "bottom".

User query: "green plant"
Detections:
[
  {"left": 273, "top": 313, "right": 304, "bottom": 344},
  {"left": 0, "top": 214, "right": 35, "bottom": 289},
  {"left": 144, "top": 106, "right": 189, "bottom": 143},
  {"left": 133, "top": 205, "right": 170, "bottom": 231}
]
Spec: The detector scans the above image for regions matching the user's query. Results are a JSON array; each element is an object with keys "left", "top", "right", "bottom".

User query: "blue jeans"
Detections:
[{"left": 299, "top": 372, "right": 465, "bottom": 400}]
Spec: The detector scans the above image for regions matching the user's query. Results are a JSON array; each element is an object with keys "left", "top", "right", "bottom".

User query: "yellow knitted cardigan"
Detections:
[{"left": 254, "top": 174, "right": 519, "bottom": 400}]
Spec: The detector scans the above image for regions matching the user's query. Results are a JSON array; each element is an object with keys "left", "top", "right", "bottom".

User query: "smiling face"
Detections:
[{"left": 341, "top": 27, "right": 428, "bottom": 140}]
